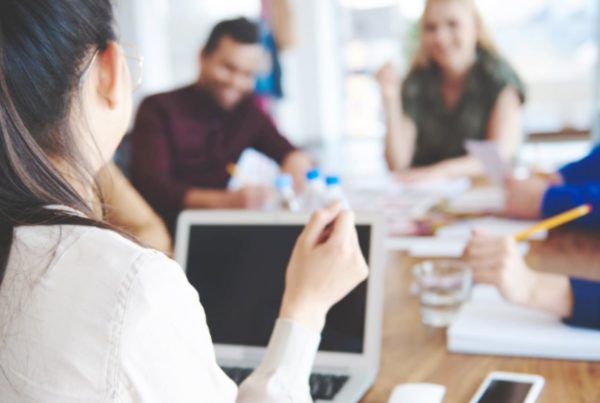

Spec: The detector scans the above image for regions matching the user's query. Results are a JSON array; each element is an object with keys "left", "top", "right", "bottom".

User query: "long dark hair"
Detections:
[{"left": 0, "top": 0, "right": 119, "bottom": 285}]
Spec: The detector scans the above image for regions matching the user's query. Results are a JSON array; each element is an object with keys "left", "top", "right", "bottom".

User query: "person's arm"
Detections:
[
  {"left": 120, "top": 252, "right": 318, "bottom": 402},
  {"left": 485, "top": 86, "right": 523, "bottom": 159},
  {"left": 268, "top": 0, "right": 296, "bottom": 51},
  {"left": 250, "top": 100, "right": 312, "bottom": 189},
  {"left": 559, "top": 145, "right": 600, "bottom": 185},
  {"left": 541, "top": 183, "right": 600, "bottom": 228},
  {"left": 280, "top": 150, "right": 313, "bottom": 192},
  {"left": 130, "top": 98, "right": 192, "bottom": 220},
  {"left": 376, "top": 63, "right": 418, "bottom": 172},
  {"left": 463, "top": 233, "right": 573, "bottom": 318},
  {"left": 120, "top": 206, "right": 368, "bottom": 401},
  {"left": 183, "top": 186, "right": 273, "bottom": 210},
  {"left": 504, "top": 128, "right": 600, "bottom": 216},
  {"left": 98, "top": 162, "right": 172, "bottom": 254},
  {"left": 465, "top": 235, "right": 600, "bottom": 329},
  {"left": 564, "top": 278, "right": 600, "bottom": 329}
]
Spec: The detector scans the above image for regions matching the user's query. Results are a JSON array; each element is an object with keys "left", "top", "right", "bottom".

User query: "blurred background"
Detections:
[{"left": 115, "top": 0, "right": 600, "bottom": 174}]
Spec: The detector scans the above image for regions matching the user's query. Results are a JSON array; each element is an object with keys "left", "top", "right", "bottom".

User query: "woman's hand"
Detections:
[
  {"left": 375, "top": 62, "right": 401, "bottom": 105},
  {"left": 463, "top": 231, "right": 537, "bottom": 306},
  {"left": 280, "top": 204, "right": 369, "bottom": 332},
  {"left": 464, "top": 231, "right": 574, "bottom": 317}
]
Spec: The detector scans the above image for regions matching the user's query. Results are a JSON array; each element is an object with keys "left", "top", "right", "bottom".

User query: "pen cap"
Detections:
[
  {"left": 325, "top": 175, "right": 341, "bottom": 186},
  {"left": 306, "top": 168, "right": 321, "bottom": 181}
]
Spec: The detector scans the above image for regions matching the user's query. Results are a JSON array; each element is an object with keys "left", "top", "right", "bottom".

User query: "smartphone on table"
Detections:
[{"left": 470, "top": 372, "right": 545, "bottom": 403}]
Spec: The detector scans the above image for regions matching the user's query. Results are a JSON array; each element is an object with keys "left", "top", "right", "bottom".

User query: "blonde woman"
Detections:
[{"left": 376, "top": 0, "right": 526, "bottom": 181}]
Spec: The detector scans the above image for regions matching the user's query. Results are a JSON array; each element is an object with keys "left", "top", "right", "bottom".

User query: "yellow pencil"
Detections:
[{"left": 513, "top": 204, "right": 592, "bottom": 241}]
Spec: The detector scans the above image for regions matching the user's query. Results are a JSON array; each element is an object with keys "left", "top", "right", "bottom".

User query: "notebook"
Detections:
[{"left": 448, "top": 285, "right": 600, "bottom": 361}]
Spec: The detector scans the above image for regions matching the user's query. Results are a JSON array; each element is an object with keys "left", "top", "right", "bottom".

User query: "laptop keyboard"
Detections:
[{"left": 221, "top": 366, "right": 349, "bottom": 401}]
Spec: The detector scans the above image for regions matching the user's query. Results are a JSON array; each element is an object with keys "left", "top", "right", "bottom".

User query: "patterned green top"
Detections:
[{"left": 401, "top": 49, "right": 526, "bottom": 167}]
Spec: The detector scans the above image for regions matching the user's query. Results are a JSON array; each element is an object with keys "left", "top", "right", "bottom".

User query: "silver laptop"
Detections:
[{"left": 175, "top": 211, "right": 385, "bottom": 402}]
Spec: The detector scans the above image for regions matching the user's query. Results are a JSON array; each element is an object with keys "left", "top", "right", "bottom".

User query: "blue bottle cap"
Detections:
[
  {"left": 275, "top": 173, "right": 293, "bottom": 189},
  {"left": 325, "top": 175, "right": 341, "bottom": 186},
  {"left": 306, "top": 168, "right": 321, "bottom": 181}
]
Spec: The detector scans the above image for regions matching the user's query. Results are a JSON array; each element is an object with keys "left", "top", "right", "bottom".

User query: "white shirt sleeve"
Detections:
[{"left": 118, "top": 251, "right": 320, "bottom": 403}]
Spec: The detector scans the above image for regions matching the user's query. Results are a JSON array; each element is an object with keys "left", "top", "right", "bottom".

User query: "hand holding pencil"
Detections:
[{"left": 464, "top": 204, "right": 592, "bottom": 308}]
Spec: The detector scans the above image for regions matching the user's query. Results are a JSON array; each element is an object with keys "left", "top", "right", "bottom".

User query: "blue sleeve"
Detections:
[
  {"left": 560, "top": 145, "right": 600, "bottom": 184},
  {"left": 541, "top": 184, "right": 600, "bottom": 229},
  {"left": 563, "top": 278, "right": 600, "bottom": 330}
]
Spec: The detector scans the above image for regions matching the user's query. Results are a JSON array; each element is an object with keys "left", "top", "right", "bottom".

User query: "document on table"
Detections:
[
  {"left": 444, "top": 186, "right": 505, "bottom": 214},
  {"left": 347, "top": 175, "right": 471, "bottom": 199},
  {"left": 385, "top": 232, "right": 531, "bottom": 257},
  {"left": 465, "top": 140, "right": 510, "bottom": 184},
  {"left": 384, "top": 236, "right": 469, "bottom": 257},
  {"left": 436, "top": 217, "right": 547, "bottom": 240},
  {"left": 448, "top": 285, "right": 600, "bottom": 361},
  {"left": 347, "top": 175, "right": 472, "bottom": 232}
]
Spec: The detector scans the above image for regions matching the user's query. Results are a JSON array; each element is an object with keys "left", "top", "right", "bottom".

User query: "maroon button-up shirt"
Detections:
[{"left": 131, "top": 85, "right": 296, "bottom": 231}]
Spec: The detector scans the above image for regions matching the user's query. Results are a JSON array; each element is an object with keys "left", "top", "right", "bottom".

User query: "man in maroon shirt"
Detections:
[{"left": 131, "top": 18, "right": 312, "bottom": 232}]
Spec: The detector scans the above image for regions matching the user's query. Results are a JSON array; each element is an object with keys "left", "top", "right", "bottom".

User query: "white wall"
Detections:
[
  {"left": 276, "top": 0, "right": 345, "bottom": 145},
  {"left": 114, "top": 0, "right": 173, "bottom": 105}
]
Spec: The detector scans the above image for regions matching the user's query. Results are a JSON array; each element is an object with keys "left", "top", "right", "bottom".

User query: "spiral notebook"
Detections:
[{"left": 448, "top": 285, "right": 600, "bottom": 361}]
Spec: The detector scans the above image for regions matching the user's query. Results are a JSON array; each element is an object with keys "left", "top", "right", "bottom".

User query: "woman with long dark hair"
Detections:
[{"left": 0, "top": 1, "right": 367, "bottom": 401}]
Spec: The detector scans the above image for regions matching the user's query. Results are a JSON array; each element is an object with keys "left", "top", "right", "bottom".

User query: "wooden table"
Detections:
[{"left": 361, "top": 229, "right": 600, "bottom": 403}]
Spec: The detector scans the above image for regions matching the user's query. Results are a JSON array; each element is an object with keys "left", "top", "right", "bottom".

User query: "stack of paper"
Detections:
[{"left": 448, "top": 285, "right": 600, "bottom": 361}]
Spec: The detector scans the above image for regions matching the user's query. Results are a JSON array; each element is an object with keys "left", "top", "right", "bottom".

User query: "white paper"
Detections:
[
  {"left": 227, "top": 149, "right": 279, "bottom": 189},
  {"left": 445, "top": 186, "right": 505, "bottom": 214},
  {"left": 385, "top": 235, "right": 530, "bottom": 257},
  {"left": 465, "top": 140, "right": 510, "bottom": 184},
  {"left": 347, "top": 176, "right": 471, "bottom": 223},
  {"left": 436, "top": 217, "right": 547, "bottom": 240},
  {"left": 385, "top": 237, "right": 467, "bottom": 257},
  {"left": 448, "top": 285, "right": 600, "bottom": 361},
  {"left": 347, "top": 175, "right": 471, "bottom": 198}
]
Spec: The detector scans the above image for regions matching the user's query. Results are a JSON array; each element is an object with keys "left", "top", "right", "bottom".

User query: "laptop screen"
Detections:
[{"left": 184, "top": 224, "right": 371, "bottom": 354}]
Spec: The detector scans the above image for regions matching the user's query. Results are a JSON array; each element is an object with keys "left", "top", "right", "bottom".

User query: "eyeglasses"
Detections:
[
  {"left": 122, "top": 43, "right": 144, "bottom": 92},
  {"left": 79, "top": 49, "right": 99, "bottom": 86},
  {"left": 79, "top": 43, "right": 144, "bottom": 92}
]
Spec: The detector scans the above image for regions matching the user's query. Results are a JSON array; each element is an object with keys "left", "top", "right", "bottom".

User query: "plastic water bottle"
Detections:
[
  {"left": 323, "top": 175, "right": 350, "bottom": 208},
  {"left": 302, "top": 168, "right": 327, "bottom": 211},
  {"left": 274, "top": 174, "right": 300, "bottom": 212}
]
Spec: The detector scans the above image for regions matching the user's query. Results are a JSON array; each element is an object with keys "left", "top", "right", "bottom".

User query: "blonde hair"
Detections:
[{"left": 410, "top": 0, "right": 498, "bottom": 72}]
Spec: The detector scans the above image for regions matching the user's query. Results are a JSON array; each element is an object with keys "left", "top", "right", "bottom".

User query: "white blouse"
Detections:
[{"left": 0, "top": 222, "right": 320, "bottom": 402}]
